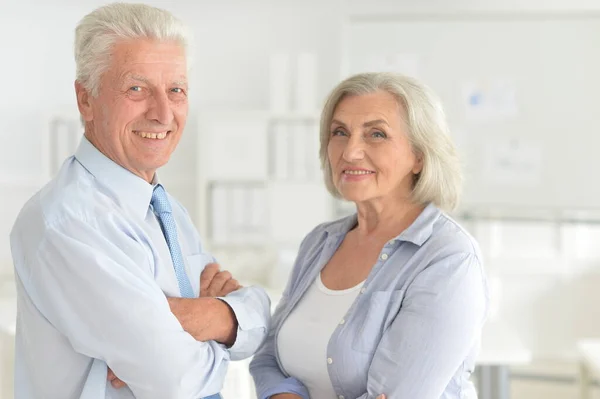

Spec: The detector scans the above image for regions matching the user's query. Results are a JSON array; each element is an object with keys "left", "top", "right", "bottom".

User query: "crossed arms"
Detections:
[{"left": 17, "top": 215, "right": 270, "bottom": 399}]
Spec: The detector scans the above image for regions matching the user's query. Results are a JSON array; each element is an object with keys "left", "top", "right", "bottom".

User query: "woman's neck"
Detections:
[{"left": 352, "top": 198, "right": 425, "bottom": 243}]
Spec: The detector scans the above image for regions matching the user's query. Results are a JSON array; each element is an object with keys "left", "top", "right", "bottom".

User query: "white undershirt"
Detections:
[{"left": 277, "top": 273, "right": 365, "bottom": 399}]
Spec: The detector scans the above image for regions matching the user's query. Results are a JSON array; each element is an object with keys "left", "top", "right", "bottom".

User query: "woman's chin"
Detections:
[{"left": 338, "top": 190, "right": 374, "bottom": 204}]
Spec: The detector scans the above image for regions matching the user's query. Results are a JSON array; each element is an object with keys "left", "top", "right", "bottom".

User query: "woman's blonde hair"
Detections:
[{"left": 319, "top": 72, "right": 462, "bottom": 211}]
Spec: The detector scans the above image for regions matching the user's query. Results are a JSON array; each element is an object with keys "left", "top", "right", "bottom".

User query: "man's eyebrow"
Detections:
[
  {"left": 120, "top": 74, "right": 188, "bottom": 87},
  {"left": 171, "top": 79, "right": 188, "bottom": 86},
  {"left": 125, "top": 74, "right": 149, "bottom": 83}
]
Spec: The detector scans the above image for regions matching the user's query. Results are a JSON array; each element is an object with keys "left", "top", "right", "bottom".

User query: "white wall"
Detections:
[
  {"left": 346, "top": 0, "right": 600, "bottom": 14},
  {"left": 1, "top": 0, "right": 598, "bottom": 249},
  {"left": 3, "top": 0, "right": 597, "bottom": 235}
]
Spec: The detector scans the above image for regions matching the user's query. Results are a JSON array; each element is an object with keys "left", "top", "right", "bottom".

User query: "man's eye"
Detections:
[{"left": 130, "top": 86, "right": 142, "bottom": 92}]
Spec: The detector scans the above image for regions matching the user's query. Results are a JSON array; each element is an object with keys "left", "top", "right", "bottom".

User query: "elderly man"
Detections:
[{"left": 9, "top": 3, "right": 270, "bottom": 399}]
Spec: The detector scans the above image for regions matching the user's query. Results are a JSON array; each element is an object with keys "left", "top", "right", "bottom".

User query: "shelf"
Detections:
[
  {"left": 195, "top": 108, "right": 335, "bottom": 251},
  {"left": 457, "top": 206, "right": 600, "bottom": 225},
  {"left": 206, "top": 181, "right": 268, "bottom": 246}
]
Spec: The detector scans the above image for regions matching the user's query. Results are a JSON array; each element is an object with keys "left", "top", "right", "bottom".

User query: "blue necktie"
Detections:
[
  {"left": 151, "top": 184, "right": 195, "bottom": 298},
  {"left": 151, "top": 185, "right": 222, "bottom": 399}
]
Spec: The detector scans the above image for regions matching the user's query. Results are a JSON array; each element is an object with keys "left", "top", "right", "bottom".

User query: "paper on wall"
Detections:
[
  {"left": 483, "top": 137, "right": 543, "bottom": 186},
  {"left": 463, "top": 79, "right": 518, "bottom": 123}
]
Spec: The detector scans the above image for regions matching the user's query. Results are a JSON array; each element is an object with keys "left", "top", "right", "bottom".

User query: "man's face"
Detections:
[{"left": 77, "top": 38, "right": 188, "bottom": 182}]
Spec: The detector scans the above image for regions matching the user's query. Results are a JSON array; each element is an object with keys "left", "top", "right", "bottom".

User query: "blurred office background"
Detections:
[{"left": 2, "top": 0, "right": 600, "bottom": 398}]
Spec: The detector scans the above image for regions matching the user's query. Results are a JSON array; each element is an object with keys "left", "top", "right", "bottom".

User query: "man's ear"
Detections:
[{"left": 75, "top": 80, "right": 94, "bottom": 122}]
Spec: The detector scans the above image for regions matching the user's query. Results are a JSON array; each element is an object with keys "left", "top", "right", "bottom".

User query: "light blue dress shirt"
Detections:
[
  {"left": 250, "top": 204, "right": 489, "bottom": 399},
  {"left": 10, "top": 137, "right": 271, "bottom": 399}
]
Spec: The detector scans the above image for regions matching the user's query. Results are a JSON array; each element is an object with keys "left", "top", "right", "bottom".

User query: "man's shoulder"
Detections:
[{"left": 13, "top": 158, "right": 113, "bottom": 233}]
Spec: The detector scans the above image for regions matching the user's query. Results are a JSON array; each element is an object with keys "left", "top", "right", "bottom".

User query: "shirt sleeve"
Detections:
[
  {"left": 354, "top": 252, "right": 488, "bottom": 399},
  {"left": 17, "top": 215, "right": 231, "bottom": 399},
  {"left": 217, "top": 285, "right": 271, "bottom": 361},
  {"left": 249, "top": 232, "right": 317, "bottom": 399}
]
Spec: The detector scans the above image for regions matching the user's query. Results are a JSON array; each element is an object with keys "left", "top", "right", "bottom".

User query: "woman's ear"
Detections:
[{"left": 412, "top": 152, "right": 424, "bottom": 175}]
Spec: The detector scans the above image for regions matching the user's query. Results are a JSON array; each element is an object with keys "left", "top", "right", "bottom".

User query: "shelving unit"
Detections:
[
  {"left": 195, "top": 108, "right": 344, "bottom": 285},
  {"left": 207, "top": 180, "right": 268, "bottom": 246}
]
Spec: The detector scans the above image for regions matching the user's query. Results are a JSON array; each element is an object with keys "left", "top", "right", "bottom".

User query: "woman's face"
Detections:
[{"left": 327, "top": 91, "right": 422, "bottom": 204}]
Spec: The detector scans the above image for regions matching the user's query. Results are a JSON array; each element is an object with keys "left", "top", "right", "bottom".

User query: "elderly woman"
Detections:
[{"left": 250, "top": 72, "right": 488, "bottom": 399}]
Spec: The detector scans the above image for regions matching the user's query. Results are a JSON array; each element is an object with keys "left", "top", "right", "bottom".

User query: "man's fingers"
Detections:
[
  {"left": 221, "top": 278, "right": 240, "bottom": 296},
  {"left": 199, "top": 263, "right": 220, "bottom": 294},
  {"left": 200, "top": 264, "right": 239, "bottom": 297},
  {"left": 207, "top": 270, "right": 232, "bottom": 297},
  {"left": 111, "top": 377, "right": 127, "bottom": 389},
  {"left": 107, "top": 368, "right": 127, "bottom": 389}
]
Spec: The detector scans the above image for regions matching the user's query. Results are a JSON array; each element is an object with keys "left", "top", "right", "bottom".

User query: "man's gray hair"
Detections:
[{"left": 74, "top": 3, "right": 192, "bottom": 97}]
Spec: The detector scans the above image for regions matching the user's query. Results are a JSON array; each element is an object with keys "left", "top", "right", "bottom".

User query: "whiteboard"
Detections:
[{"left": 343, "top": 14, "right": 600, "bottom": 214}]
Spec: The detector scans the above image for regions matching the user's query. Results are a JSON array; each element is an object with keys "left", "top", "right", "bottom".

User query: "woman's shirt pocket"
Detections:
[{"left": 350, "top": 289, "right": 406, "bottom": 354}]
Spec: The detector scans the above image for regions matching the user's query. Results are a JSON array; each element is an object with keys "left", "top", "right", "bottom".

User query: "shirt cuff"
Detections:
[
  {"left": 217, "top": 295, "right": 249, "bottom": 352},
  {"left": 261, "top": 377, "right": 310, "bottom": 399},
  {"left": 217, "top": 287, "right": 269, "bottom": 359}
]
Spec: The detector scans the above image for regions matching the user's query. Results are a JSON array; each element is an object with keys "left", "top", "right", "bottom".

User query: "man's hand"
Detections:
[
  {"left": 200, "top": 263, "right": 241, "bottom": 297},
  {"left": 107, "top": 367, "right": 126, "bottom": 389},
  {"left": 103, "top": 264, "right": 242, "bottom": 392},
  {"left": 167, "top": 296, "right": 237, "bottom": 345}
]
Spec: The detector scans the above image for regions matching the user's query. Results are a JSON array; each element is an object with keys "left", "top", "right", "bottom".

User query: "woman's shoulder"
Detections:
[{"left": 427, "top": 211, "right": 482, "bottom": 261}]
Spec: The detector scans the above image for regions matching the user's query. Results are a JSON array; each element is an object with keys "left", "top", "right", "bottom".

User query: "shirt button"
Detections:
[
  {"left": 360, "top": 287, "right": 366, "bottom": 294},
  {"left": 339, "top": 396, "right": 345, "bottom": 399},
  {"left": 327, "top": 357, "right": 333, "bottom": 364},
  {"left": 339, "top": 319, "right": 345, "bottom": 325},
  {"left": 381, "top": 253, "right": 389, "bottom": 260}
]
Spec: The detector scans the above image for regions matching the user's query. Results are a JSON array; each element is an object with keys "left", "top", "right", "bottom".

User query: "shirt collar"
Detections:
[
  {"left": 324, "top": 202, "right": 442, "bottom": 246},
  {"left": 74, "top": 136, "right": 156, "bottom": 220}
]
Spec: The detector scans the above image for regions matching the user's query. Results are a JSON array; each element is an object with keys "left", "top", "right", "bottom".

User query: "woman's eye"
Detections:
[
  {"left": 331, "top": 129, "right": 347, "bottom": 137},
  {"left": 372, "top": 131, "right": 387, "bottom": 139}
]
